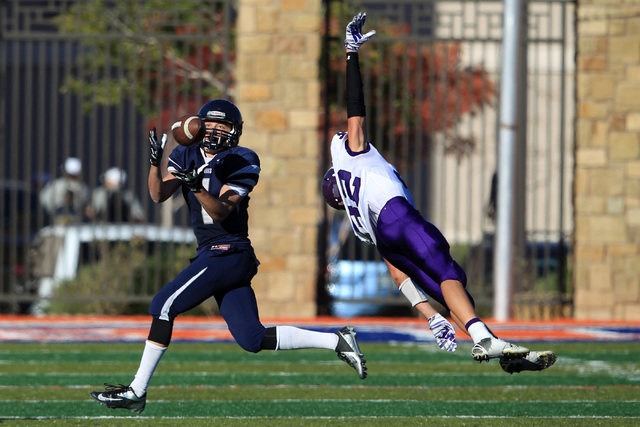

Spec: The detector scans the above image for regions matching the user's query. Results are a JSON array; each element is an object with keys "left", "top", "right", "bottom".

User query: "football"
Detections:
[{"left": 171, "top": 115, "right": 205, "bottom": 146}]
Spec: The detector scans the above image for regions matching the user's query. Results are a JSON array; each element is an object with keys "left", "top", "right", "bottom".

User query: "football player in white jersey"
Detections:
[{"left": 325, "top": 12, "right": 556, "bottom": 373}]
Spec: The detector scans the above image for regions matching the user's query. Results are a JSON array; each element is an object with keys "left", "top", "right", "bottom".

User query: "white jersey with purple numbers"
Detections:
[{"left": 330, "top": 131, "right": 414, "bottom": 245}]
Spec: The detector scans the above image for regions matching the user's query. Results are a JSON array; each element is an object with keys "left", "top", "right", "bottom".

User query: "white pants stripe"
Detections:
[{"left": 159, "top": 266, "right": 208, "bottom": 321}]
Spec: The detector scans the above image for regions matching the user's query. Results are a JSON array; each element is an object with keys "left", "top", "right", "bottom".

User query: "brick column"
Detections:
[
  {"left": 235, "top": 0, "right": 322, "bottom": 317},
  {"left": 574, "top": 2, "right": 640, "bottom": 320}
]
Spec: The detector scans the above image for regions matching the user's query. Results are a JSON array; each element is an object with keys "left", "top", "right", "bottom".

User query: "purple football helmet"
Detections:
[{"left": 322, "top": 167, "right": 344, "bottom": 210}]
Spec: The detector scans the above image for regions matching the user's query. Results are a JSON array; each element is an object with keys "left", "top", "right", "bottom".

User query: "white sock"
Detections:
[
  {"left": 467, "top": 321, "right": 493, "bottom": 344},
  {"left": 275, "top": 326, "right": 339, "bottom": 351},
  {"left": 129, "top": 341, "right": 167, "bottom": 397}
]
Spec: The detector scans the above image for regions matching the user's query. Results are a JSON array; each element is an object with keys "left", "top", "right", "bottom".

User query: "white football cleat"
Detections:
[
  {"left": 335, "top": 326, "right": 367, "bottom": 379},
  {"left": 499, "top": 350, "right": 558, "bottom": 374},
  {"left": 471, "top": 337, "right": 530, "bottom": 362},
  {"left": 90, "top": 383, "right": 146, "bottom": 414}
]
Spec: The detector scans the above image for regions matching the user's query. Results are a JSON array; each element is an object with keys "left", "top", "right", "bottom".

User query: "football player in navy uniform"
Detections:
[
  {"left": 323, "top": 12, "right": 557, "bottom": 373},
  {"left": 91, "top": 99, "right": 367, "bottom": 414}
]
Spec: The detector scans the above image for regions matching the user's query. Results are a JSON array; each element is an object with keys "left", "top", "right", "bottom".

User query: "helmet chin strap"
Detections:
[
  {"left": 202, "top": 131, "right": 223, "bottom": 150},
  {"left": 202, "top": 127, "right": 237, "bottom": 150}
]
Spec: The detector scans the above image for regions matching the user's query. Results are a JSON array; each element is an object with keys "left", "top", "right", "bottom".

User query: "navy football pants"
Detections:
[{"left": 149, "top": 245, "right": 267, "bottom": 353}]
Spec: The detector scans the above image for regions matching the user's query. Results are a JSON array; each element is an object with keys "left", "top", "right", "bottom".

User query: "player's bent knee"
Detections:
[
  {"left": 235, "top": 337, "right": 263, "bottom": 353},
  {"left": 230, "top": 327, "right": 268, "bottom": 354},
  {"left": 149, "top": 295, "right": 168, "bottom": 319}
]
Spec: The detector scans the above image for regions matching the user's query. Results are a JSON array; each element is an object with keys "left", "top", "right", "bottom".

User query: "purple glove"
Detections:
[
  {"left": 428, "top": 313, "right": 457, "bottom": 352},
  {"left": 345, "top": 12, "right": 376, "bottom": 52}
]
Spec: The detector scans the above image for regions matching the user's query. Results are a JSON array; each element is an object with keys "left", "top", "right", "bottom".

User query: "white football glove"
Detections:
[
  {"left": 345, "top": 12, "right": 376, "bottom": 52},
  {"left": 428, "top": 313, "right": 457, "bottom": 352}
]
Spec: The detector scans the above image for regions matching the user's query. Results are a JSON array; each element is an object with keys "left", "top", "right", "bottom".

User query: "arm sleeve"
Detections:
[{"left": 346, "top": 52, "right": 366, "bottom": 118}]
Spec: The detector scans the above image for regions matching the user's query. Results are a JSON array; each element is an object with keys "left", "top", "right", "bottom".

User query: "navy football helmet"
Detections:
[
  {"left": 322, "top": 168, "right": 345, "bottom": 210},
  {"left": 198, "top": 99, "right": 244, "bottom": 150}
]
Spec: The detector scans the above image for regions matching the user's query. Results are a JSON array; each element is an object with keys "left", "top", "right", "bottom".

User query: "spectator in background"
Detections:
[
  {"left": 86, "top": 167, "right": 145, "bottom": 223},
  {"left": 39, "top": 157, "right": 90, "bottom": 224}
]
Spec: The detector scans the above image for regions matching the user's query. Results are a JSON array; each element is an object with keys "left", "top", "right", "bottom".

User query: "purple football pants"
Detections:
[{"left": 374, "top": 196, "right": 474, "bottom": 309}]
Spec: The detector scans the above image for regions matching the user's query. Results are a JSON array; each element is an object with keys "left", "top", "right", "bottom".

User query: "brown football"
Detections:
[{"left": 171, "top": 115, "right": 205, "bottom": 146}]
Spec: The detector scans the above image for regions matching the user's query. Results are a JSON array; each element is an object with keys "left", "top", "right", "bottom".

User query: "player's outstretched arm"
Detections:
[{"left": 345, "top": 12, "right": 375, "bottom": 152}]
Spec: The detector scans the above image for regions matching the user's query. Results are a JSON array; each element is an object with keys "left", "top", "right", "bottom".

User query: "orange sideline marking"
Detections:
[{"left": 1, "top": 315, "right": 639, "bottom": 343}]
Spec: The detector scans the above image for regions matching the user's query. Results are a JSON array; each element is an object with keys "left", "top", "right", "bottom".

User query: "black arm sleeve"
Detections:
[{"left": 346, "top": 52, "right": 366, "bottom": 118}]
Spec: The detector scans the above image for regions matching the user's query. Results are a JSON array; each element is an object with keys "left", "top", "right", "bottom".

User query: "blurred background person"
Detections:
[
  {"left": 39, "top": 157, "right": 90, "bottom": 224},
  {"left": 86, "top": 166, "right": 145, "bottom": 223}
]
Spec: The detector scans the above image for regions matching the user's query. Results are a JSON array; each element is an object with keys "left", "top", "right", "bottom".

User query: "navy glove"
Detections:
[
  {"left": 149, "top": 128, "right": 167, "bottom": 167},
  {"left": 172, "top": 164, "right": 207, "bottom": 193}
]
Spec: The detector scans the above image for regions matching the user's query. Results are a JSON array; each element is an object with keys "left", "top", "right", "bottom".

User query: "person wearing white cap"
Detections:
[
  {"left": 38, "top": 157, "right": 90, "bottom": 224},
  {"left": 86, "top": 167, "right": 145, "bottom": 223}
]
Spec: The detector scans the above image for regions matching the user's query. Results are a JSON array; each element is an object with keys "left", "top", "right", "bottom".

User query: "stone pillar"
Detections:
[
  {"left": 574, "top": 2, "right": 640, "bottom": 320},
  {"left": 235, "top": 0, "right": 322, "bottom": 317}
]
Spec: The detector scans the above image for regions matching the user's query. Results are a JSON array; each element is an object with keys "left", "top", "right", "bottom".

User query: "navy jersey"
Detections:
[{"left": 167, "top": 145, "right": 260, "bottom": 250}]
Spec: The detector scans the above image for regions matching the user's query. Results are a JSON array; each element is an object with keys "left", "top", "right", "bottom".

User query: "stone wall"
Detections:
[
  {"left": 235, "top": 0, "right": 322, "bottom": 317},
  {"left": 574, "top": 1, "right": 640, "bottom": 320}
]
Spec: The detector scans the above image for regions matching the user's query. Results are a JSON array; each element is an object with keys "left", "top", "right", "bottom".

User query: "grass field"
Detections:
[{"left": 1, "top": 340, "right": 639, "bottom": 426}]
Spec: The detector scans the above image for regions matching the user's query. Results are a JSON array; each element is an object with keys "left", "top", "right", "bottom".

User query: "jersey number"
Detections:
[{"left": 336, "top": 170, "right": 370, "bottom": 240}]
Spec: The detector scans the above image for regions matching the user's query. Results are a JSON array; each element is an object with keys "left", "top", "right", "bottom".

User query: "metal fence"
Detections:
[
  {"left": 0, "top": 0, "right": 575, "bottom": 318},
  {"left": 322, "top": 0, "right": 575, "bottom": 318},
  {"left": 0, "top": 0, "right": 236, "bottom": 313}
]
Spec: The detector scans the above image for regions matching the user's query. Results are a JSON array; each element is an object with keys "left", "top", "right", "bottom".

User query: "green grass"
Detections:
[{"left": 1, "top": 341, "right": 639, "bottom": 425}]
